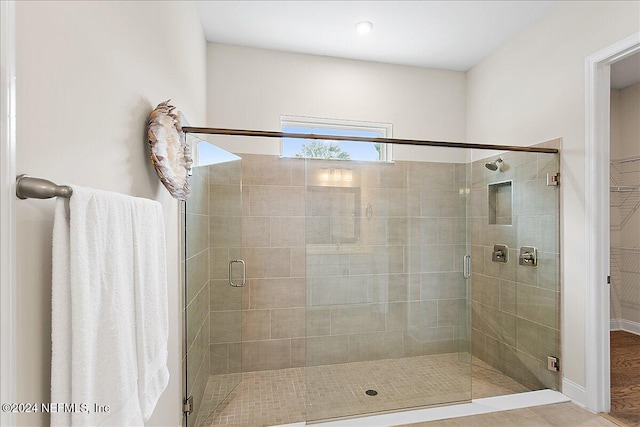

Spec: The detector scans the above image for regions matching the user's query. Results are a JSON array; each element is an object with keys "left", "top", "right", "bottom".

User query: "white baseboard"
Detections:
[
  {"left": 610, "top": 319, "right": 620, "bottom": 331},
  {"left": 562, "top": 378, "right": 587, "bottom": 408},
  {"left": 610, "top": 318, "right": 640, "bottom": 335}
]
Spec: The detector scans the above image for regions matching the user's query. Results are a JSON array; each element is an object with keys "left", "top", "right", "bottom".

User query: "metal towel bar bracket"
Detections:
[{"left": 15, "top": 175, "right": 73, "bottom": 200}]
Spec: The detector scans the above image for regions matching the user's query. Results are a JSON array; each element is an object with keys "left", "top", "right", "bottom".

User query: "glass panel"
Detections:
[
  {"left": 183, "top": 135, "right": 242, "bottom": 427},
  {"left": 469, "top": 147, "right": 560, "bottom": 397},
  {"left": 305, "top": 144, "right": 473, "bottom": 422},
  {"left": 513, "top": 150, "right": 560, "bottom": 390}
]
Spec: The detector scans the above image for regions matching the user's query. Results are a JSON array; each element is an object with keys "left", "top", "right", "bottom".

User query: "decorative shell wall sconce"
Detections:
[{"left": 147, "top": 100, "right": 192, "bottom": 200}]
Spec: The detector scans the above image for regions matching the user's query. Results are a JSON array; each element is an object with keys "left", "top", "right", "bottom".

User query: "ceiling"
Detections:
[
  {"left": 196, "top": 1, "right": 557, "bottom": 72},
  {"left": 611, "top": 53, "right": 640, "bottom": 90}
]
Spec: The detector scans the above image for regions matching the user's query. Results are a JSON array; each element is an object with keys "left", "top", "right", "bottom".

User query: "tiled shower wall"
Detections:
[
  {"left": 208, "top": 154, "right": 469, "bottom": 372},
  {"left": 470, "top": 141, "right": 560, "bottom": 390},
  {"left": 210, "top": 155, "right": 307, "bottom": 372},
  {"left": 303, "top": 159, "right": 468, "bottom": 367},
  {"left": 205, "top": 147, "right": 561, "bottom": 390},
  {"left": 208, "top": 159, "right": 244, "bottom": 375}
]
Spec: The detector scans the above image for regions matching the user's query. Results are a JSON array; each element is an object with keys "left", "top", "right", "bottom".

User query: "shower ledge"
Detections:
[{"left": 272, "top": 389, "right": 569, "bottom": 427}]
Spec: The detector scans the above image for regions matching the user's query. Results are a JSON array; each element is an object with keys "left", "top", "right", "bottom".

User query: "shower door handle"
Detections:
[
  {"left": 229, "top": 259, "right": 246, "bottom": 287},
  {"left": 463, "top": 255, "right": 471, "bottom": 279}
]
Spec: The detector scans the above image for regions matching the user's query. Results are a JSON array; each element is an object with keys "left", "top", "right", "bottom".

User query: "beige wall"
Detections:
[
  {"left": 206, "top": 43, "right": 468, "bottom": 163},
  {"left": 610, "top": 82, "right": 640, "bottom": 327},
  {"left": 466, "top": 0, "right": 640, "bottom": 390},
  {"left": 15, "top": 2, "right": 206, "bottom": 425}
]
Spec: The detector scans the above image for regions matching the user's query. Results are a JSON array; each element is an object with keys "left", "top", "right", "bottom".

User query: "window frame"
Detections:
[{"left": 280, "top": 115, "right": 393, "bottom": 162}]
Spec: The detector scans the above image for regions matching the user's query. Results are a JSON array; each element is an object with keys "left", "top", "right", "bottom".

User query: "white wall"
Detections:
[
  {"left": 15, "top": 1, "right": 206, "bottom": 425},
  {"left": 466, "top": 0, "right": 640, "bottom": 392},
  {"left": 206, "top": 44, "right": 468, "bottom": 163}
]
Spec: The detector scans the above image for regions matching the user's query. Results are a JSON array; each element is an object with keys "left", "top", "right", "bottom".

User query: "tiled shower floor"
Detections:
[{"left": 194, "top": 354, "right": 531, "bottom": 427}]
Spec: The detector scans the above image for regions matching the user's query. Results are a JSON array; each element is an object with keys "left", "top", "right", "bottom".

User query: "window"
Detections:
[{"left": 281, "top": 116, "right": 392, "bottom": 162}]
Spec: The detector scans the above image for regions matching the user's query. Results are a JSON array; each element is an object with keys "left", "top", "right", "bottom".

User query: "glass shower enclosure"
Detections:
[
  {"left": 181, "top": 132, "right": 560, "bottom": 426},
  {"left": 183, "top": 135, "right": 244, "bottom": 426}
]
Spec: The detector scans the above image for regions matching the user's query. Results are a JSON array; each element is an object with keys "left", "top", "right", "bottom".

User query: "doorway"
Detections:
[
  {"left": 585, "top": 31, "right": 640, "bottom": 416},
  {"left": 608, "top": 51, "right": 640, "bottom": 425}
]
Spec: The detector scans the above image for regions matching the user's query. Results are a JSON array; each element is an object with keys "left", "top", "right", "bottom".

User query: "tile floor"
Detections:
[{"left": 193, "top": 354, "right": 534, "bottom": 427}]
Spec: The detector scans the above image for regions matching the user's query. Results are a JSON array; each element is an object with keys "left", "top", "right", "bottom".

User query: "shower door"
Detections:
[
  {"left": 183, "top": 137, "right": 243, "bottom": 427},
  {"left": 304, "top": 147, "right": 473, "bottom": 422}
]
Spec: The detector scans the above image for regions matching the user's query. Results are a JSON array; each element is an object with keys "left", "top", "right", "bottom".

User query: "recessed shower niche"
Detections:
[{"left": 488, "top": 180, "right": 513, "bottom": 225}]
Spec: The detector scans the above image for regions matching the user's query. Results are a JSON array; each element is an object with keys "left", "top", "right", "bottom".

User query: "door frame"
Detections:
[
  {"left": 0, "top": 1, "right": 17, "bottom": 426},
  {"left": 584, "top": 31, "right": 640, "bottom": 413}
]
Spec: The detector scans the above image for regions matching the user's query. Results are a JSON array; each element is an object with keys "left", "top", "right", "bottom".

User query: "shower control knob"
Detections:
[
  {"left": 491, "top": 244, "right": 509, "bottom": 263},
  {"left": 518, "top": 246, "right": 538, "bottom": 267}
]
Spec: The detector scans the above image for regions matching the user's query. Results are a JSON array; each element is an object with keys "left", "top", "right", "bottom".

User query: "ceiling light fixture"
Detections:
[{"left": 355, "top": 21, "right": 373, "bottom": 35}]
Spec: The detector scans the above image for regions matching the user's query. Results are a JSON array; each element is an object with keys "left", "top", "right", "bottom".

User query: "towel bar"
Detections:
[{"left": 16, "top": 175, "right": 73, "bottom": 199}]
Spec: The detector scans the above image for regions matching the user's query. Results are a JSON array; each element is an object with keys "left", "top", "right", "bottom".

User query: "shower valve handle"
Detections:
[
  {"left": 518, "top": 246, "right": 538, "bottom": 267},
  {"left": 521, "top": 252, "right": 534, "bottom": 261},
  {"left": 492, "top": 244, "right": 509, "bottom": 263}
]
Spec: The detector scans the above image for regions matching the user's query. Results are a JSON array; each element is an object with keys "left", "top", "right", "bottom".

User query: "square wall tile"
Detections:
[
  {"left": 271, "top": 217, "right": 305, "bottom": 247},
  {"left": 516, "top": 283, "right": 558, "bottom": 329},
  {"left": 271, "top": 308, "right": 305, "bottom": 338},
  {"left": 250, "top": 277, "right": 305, "bottom": 309},
  {"left": 242, "top": 154, "right": 293, "bottom": 186},
  {"left": 331, "top": 303, "right": 386, "bottom": 335},
  {"left": 306, "top": 335, "right": 349, "bottom": 366},
  {"left": 306, "top": 306, "right": 331, "bottom": 336},
  {"left": 249, "top": 185, "right": 305, "bottom": 216},
  {"left": 349, "top": 331, "right": 403, "bottom": 362},
  {"left": 242, "top": 216, "right": 270, "bottom": 247},
  {"left": 210, "top": 310, "right": 241, "bottom": 344},
  {"left": 242, "top": 339, "right": 291, "bottom": 371},
  {"left": 403, "top": 327, "right": 455, "bottom": 356},
  {"left": 242, "top": 309, "right": 271, "bottom": 341},
  {"left": 516, "top": 318, "right": 558, "bottom": 362},
  {"left": 243, "top": 247, "right": 291, "bottom": 278}
]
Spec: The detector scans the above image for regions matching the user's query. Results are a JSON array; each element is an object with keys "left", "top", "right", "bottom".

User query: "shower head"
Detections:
[{"left": 484, "top": 158, "right": 504, "bottom": 171}]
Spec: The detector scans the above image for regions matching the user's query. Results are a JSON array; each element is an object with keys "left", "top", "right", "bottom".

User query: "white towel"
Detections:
[{"left": 51, "top": 186, "right": 169, "bottom": 427}]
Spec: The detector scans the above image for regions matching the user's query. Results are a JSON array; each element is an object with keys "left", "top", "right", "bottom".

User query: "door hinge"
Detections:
[
  {"left": 547, "top": 172, "right": 560, "bottom": 186},
  {"left": 183, "top": 395, "right": 193, "bottom": 416},
  {"left": 547, "top": 356, "right": 560, "bottom": 372},
  {"left": 607, "top": 275, "right": 611, "bottom": 284}
]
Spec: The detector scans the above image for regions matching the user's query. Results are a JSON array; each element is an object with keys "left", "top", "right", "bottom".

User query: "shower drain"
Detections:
[{"left": 365, "top": 389, "right": 378, "bottom": 396}]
